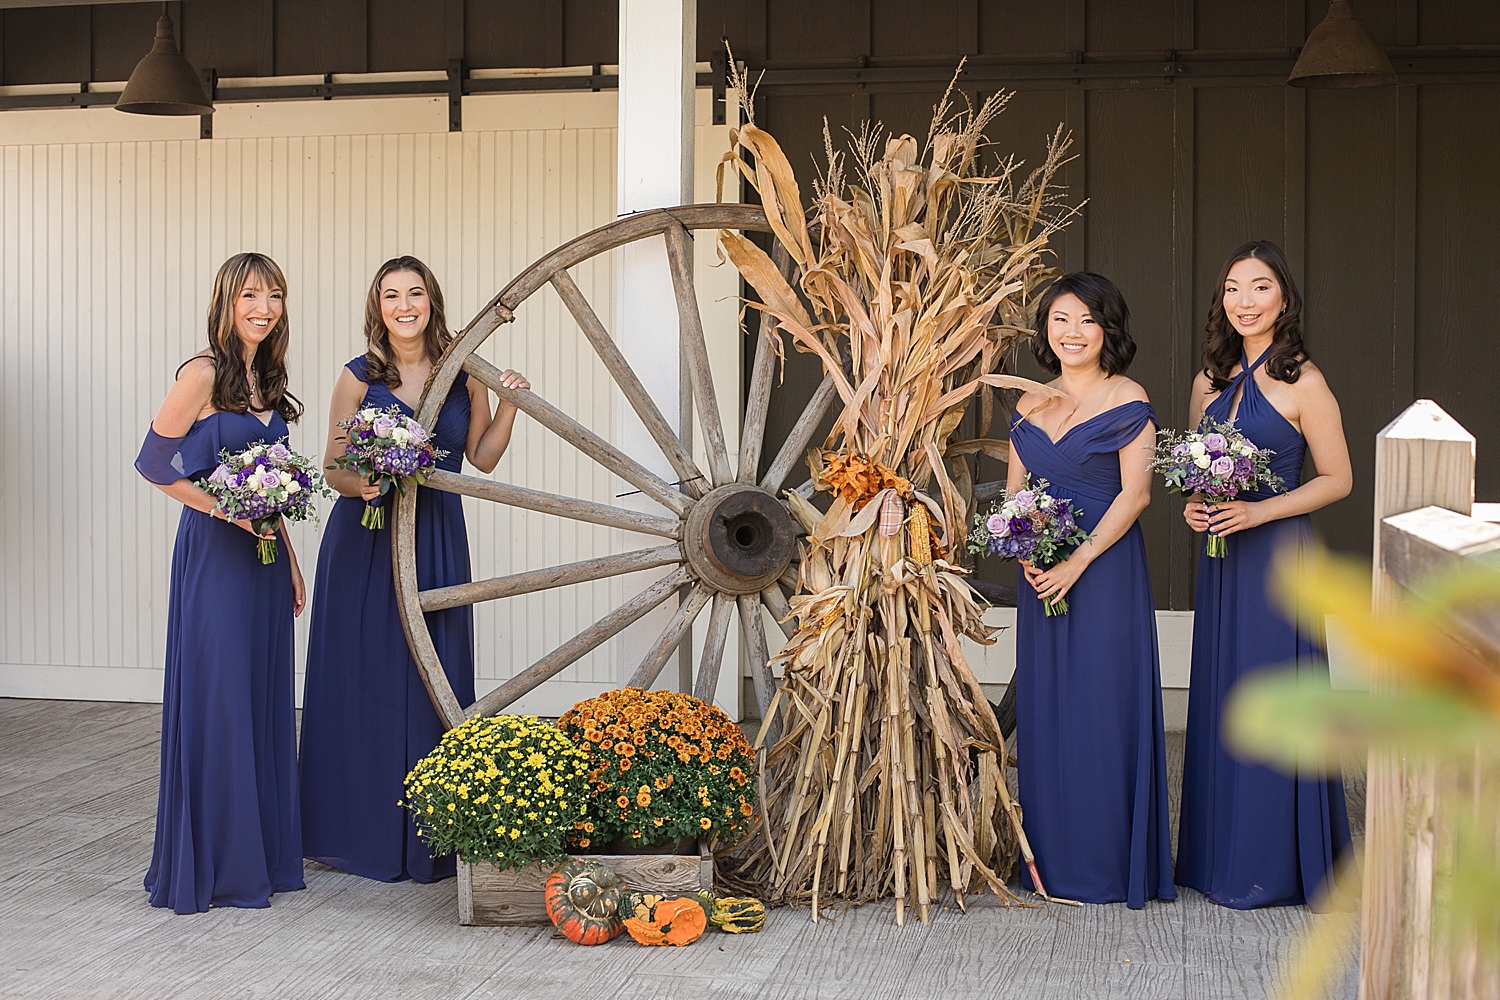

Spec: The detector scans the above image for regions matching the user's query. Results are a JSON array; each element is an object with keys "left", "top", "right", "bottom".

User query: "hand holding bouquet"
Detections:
[
  {"left": 197, "top": 439, "right": 329, "bottom": 564},
  {"left": 1149, "top": 415, "right": 1283, "bottom": 557},
  {"left": 332, "top": 404, "right": 448, "bottom": 529},
  {"left": 967, "top": 475, "right": 1092, "bottom": 616}
]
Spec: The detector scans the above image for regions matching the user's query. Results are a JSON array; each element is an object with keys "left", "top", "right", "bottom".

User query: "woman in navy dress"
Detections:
[
  {"left": 299, "top": 256, "right": 528, "bottom": 882},
  {"left": 1008, "top": 272, "right": 1175, "bottom": 908},
  {"left": 1176, "top": 241, "right": 1353, "bottom": 910},
  {"left": 136, "top": 253, "right": 308, "bottom": 913}
]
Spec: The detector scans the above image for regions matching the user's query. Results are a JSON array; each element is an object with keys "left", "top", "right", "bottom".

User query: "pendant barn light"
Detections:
[
  {"left": 115, "top": 3, "right": 214, "bottom": 116},
  {"left": 1289, "top": 0, "right": 1397, "bottom": 88}
]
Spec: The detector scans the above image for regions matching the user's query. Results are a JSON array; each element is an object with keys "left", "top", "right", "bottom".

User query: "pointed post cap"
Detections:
[
  {"left": 1289, "top": 0, "right": 1397, "bottom": 89},
  {"left": 116, "top": 5, "right": 214, "bottom": 116}
]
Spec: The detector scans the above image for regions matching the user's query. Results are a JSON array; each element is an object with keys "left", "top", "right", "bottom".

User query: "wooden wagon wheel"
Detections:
[{"left": 392, "top": 204, "right": 841, "bottom": 730}]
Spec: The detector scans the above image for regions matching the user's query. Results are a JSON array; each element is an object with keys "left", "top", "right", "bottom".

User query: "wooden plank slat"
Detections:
[
  {"left": 419, "top": 544, "right": 683, "bottom": 612},
  {"left": 761, "top": 374, "right": 837, "bottom": 493},
  {"left": 422, "top": 468, "right": 680, "bottom": 539},
  {"left": 624, "top": 583, "right": 713, "bottom": 691},
  {"left": 1381, "top": 506, "right": 1500, "bottom": 651},
  {"left": 470, "top": 567, "right": 690, "bottom": 717},
  {"left": 739, "top": 593, "right": 776, "bottom": 721},
  {"left": 760, "top": 583, "right": 797, "bottom": 640},
  {"left": 462, "top": 852, "right": 709, "bottom": 927},
  {"left": 462, "top": 353, "right": 690, "bottom": 516},
  {"left": 692, "top": 592, "right": 736, "bottom": 703},
  {"left": 550, "top": 268, "right": 707, "bottom": 499},
  {"left": 664, "top": 223, "right": 734, "bottom": 487}
]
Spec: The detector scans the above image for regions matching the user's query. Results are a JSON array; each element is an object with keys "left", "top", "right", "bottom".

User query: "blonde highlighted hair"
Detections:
[
  {"left": 362, "top": 256, "right": 453, "bottom": 389},
  {"left": 205, "top": 252, "right": 302, "bottom": 422}
]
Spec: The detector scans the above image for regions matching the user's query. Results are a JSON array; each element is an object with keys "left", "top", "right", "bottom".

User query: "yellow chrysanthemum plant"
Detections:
[
  {"left": 402, "top": 714, "right": 591, "bottom": 871},
  {"left": 556, "top": 688, "right": 757, "bottom": 852}
]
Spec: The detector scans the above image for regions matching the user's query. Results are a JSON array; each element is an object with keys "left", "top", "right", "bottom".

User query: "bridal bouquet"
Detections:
[
  {"left": 1149, "top": 415, "right": 1283, "bottom": 557},
  {"left": 331, "top": 404, "right": 447, "bottom": 529},
  {"left": 968, "top": 476, "right": 1091, "bottom": 616},
  {"left": 198, "top": 439, "right": 328, "bottom": 563}
]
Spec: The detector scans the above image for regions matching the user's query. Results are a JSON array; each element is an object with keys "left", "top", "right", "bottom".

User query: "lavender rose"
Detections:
[
  {"left": 1013, "top": 489, "right": 1037, "bottom": 514},
  {"left": 986, "top": 512, "right": 1009, "bottom": 537},
  {"left": 372, "top": 415, "right": 397, "bottom": 438},
  {"left": 1202, "top": 432, "right": 1228, "bottom": 453},
  {"left": 1210, "top": 456, "right": 1234, "bottom": 476},
  {"left": 267, "top": 442, "right": 291, "bottom": 462}
]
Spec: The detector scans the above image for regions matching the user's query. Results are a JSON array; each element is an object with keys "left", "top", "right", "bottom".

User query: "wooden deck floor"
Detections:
[{"left": 0, "top": 698, "right": 1362, "bottom": 999}]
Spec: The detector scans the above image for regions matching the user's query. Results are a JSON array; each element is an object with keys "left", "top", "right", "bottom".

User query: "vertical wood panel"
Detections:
[{"left": 0, "top": 96, "right": 739, "bottom": 712}]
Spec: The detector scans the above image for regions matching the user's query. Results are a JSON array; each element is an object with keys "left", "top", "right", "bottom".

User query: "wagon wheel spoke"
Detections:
[
  {"left": 761, "top": 374, "right": 838, "bottom": 493},
  {"left": 470, "top": 567, "right": 691, "bottom": 717},
  {"left": 664, "top": 224, "right": 734, "bottom": 488},
  {"left": 692, "top": 593, "right": 737, "bottom": 703},
  {"left": 738, "top": 594, "right": 778, "bottom": 720},
  {"left": 419, "top": 544, "right": 682, "bottom": 612},
  {"left": 738, "top": 325, "right": 779, "bottom": 486},
  {"left": 624, "top": 583, "right": 715, "bottom": 690},
  {"left": 550, "top": 269, "right": 708, "bottom": 499},
  {"left": 760, "top": 583, "right": 797, "bottom": 640},
  {"left": 463, "top": 354, "right": 691, "bottom": 517},
  {"left": 423, "top": 469, "right": 680, "bottom": 538}
]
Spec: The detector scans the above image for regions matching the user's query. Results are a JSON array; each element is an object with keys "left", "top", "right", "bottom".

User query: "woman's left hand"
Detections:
[
  {"left": 1030, "top": 555, "right": 1089, "bottom": 606},
  {"left": 496, "top": 369, "right": 530, "bottom": 392},
  {"left": 291, "top": 563, "right": 307, "bottom": 617},
  {"left": 1204, "top": 499, "right": 1270, "bottom": 538}
]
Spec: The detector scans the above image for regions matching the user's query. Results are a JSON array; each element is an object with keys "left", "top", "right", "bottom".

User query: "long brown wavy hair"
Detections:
[
  {"left": 1202, "top": 241, "right": 1308, "bottom": 391},
  {"left": 205, "top": 252, "right": 302, "bottom": 421},
  {"left": 362, "top": 256, "right": 453, "bottom": 389}
]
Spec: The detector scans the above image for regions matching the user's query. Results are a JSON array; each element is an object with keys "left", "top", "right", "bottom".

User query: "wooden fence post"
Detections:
[{"left": 1362, "top": 400, "right": 1475, "bottom": 1000}]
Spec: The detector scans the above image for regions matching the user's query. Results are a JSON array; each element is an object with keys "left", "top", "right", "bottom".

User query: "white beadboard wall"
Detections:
[{"left": 0, "top": 90, "right": 748, "bottom": 716}]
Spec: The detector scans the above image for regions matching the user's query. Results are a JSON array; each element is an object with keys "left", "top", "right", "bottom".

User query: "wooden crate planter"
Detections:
[{"left": 458, "top": 843, "right": 714, "bottom": 926}]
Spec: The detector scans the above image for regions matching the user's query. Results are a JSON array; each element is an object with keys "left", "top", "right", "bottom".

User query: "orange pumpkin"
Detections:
[
  {"left": 544, "top": 860, "right": 625, "bottom": 945},
  {"left": 623, "top": 896, "right": 707, "bottom": 947}
]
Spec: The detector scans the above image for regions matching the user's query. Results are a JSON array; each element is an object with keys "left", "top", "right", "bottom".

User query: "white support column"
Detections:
[{"left": 614, "top": 0, "right": 697, "bottom": 691}]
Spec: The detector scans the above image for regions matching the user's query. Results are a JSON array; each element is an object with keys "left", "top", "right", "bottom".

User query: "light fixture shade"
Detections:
[
  {"left": 116, "top": 8, "right": 214, "bottom": 115},
  {"left": 1289, "top": 0, "right": 1397, "bottom": 88}
]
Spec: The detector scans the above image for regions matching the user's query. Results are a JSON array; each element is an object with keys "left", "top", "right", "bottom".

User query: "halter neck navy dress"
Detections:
[
  {"left": 1010, "top": 400, "right": 1176, "bottom": 908},
  {"left": 1175, "top": 349, "right": 1351, "bottom": 910},
  {"left": 298, "top": 357, "right": 475, "bottom": 882},
  {"left": 136, "top": 410, "right": 305, "bottom": 913}
]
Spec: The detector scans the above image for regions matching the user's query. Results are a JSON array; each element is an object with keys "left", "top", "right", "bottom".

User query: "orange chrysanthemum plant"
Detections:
[{"left": 557, "top": 688, "right": 757, "bottom": 852}]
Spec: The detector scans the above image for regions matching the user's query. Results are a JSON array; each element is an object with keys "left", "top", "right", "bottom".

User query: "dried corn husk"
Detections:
[{"left": 717, "top": 64, "right": 1080, "bottom": 922}]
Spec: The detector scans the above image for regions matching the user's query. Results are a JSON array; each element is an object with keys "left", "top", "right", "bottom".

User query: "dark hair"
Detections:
[
  {"left": 204, "top": 252, "right": 302, "bottom": 422},
  {"left": 1031, "top": 271, "right": 1136, "bottom": 377},
  {"left": 362, "top": 256, "right": 454, "bottom": 390},
  {"left": 1203, "top": 241, "right": 1307, "bottom": 390}
]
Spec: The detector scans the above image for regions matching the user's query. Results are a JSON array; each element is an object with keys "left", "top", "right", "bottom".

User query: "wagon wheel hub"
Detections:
[{"left": 683, "top": 484, "right": 798, "bottom": 595}]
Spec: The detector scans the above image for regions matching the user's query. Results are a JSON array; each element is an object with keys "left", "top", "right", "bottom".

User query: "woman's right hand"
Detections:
[
  {"left": 1019, "top": 560, "right": 1046, "bottom": 590},
  {"left": 1183, "top": 500, "right": 1211, "bottom": 534},
  {"left": 358, "top": 482, "right": 381, "bottom": 502}
]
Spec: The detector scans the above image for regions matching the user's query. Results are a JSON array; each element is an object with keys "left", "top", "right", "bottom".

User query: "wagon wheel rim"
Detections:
[{"left": 392, "top": 204, "right": 837, "bottom": 730}]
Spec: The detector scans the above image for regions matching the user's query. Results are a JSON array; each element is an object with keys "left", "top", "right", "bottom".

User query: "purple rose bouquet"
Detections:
[
  {"left": 1149, "top": 414, "right": 1283, "bottom": 557},
  {"left": 967, "top": 475, "right": 1092, "bottom": 616},
  {"left": 332, "top": 404, "right": 448, "bottom": 529},
  {"left": 197, "top": 439, "right": 330, "bottom": 564}
]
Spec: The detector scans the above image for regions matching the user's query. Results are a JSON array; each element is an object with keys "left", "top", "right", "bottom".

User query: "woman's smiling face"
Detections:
[
  {"left": 380, "top": 269, "right": 431, "bottom": 344},
  {"left": 1046, "top": 292, "right": 1104, "bottom": 372},
  {"left": 1222, "top": 257, "right": 1284, "bottom": 340},
  {"left": 233, "top": 275, "right": 283, "bottom": 347}
]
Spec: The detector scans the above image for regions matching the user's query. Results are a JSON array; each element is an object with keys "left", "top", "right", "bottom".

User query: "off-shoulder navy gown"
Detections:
[
  {"left": 137, "top": 410, "right": 305, "bottom": 913},
  {"left": 298, "top": 357, "right": 475, "bottom": 882},
  {"left": 1176, "top": 349, "right": 1351, "bottom": 910},
  {"left": 1010, "top": 400, "right": 1176, "bottom": 908}
]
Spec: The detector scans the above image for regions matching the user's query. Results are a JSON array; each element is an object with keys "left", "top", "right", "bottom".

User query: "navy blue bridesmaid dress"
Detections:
[
  {"left": 1010, "top": 400, "right": 1176, "bottom": 908},
  {"left": 298, "top": 357, "right": 475, "bottom": 882},
  {"left": 1176, "top": 349, "right": 1351, "bottom": 910},
  {"left": 136, "top": 411, "right": 306, "bottom": 913}
]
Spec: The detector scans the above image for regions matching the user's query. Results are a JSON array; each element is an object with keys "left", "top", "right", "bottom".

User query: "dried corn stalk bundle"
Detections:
[{"left": 717, "top": 71, "right": 1077, "bottom": 923}]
